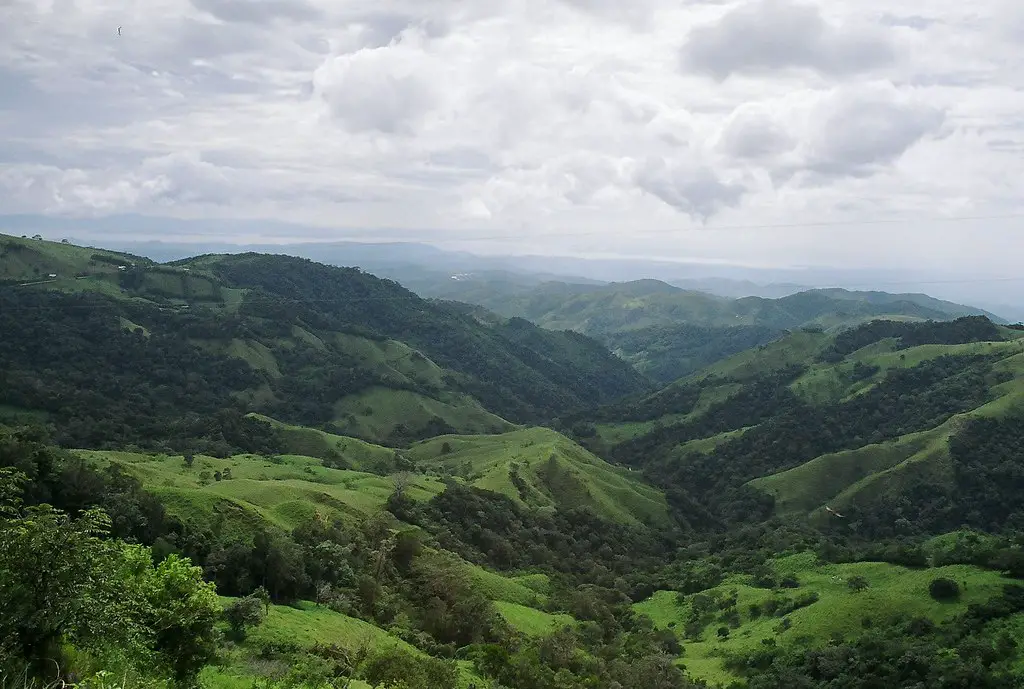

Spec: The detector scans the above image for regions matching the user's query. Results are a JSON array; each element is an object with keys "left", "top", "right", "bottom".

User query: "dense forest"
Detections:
[{"left": 0, "top": 262, "right": 649, "bottom": 449}]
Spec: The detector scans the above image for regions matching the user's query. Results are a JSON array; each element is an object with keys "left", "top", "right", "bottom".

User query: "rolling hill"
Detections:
[
  {"left": 6, "top": 231, "right": 1024, "bottom": 689},
  {"left": 636, "top": 551, "right": 1023, "bottom": 686},
  {"left": 405, "top": 427, "right": 672, "bottom": 529},
  {"left": 401, "top": 273, "right": 1009, "bottom": 382},
  {"left": 573, "top": 316, "right": 1024, "bottom": 538},
  {"left": 0, "top": 233, "right": 649, "bottom": 449},
  {"left": 407, "top": 276, "right": 1007, "bottom": 334}
]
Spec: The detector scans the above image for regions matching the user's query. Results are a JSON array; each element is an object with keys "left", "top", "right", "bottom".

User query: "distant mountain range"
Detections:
[{"left": 2, "top": 213, "right": 1021, "bottom": 321}]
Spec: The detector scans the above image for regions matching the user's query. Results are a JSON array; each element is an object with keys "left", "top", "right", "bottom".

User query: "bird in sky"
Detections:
[
  {"left": 825, "top": 505, "right": 846, "bottom": 518},
  {"left": 117, "top": 26, "right": 122, "bottom": 36}
]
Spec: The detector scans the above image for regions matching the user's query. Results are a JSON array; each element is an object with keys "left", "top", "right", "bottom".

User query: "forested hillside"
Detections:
[
  {"left": 569, "top": 316, "right": 1024, "bottom": 537},
  {"left": 402, "top": 273, "right": 1007, "bottom": 381},
  {"left": 4, "top": 234, "right": 1024, "bottom": 689},
  {"left": 0, "top": 235, "right": 648, "bottom": 450},
  {"left": 406, "top": 276, "right": 1006, "bottom": 333}
]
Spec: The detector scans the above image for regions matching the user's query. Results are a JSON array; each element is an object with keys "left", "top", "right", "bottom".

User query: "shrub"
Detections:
[{"left": 929, "top": 577, "right": 961, "bottom": 602}]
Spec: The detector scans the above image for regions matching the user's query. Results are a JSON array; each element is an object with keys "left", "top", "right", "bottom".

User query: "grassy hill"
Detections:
[
  {"left": 76, "top": 448, "right": 447, "bottom": 534},
  {"left": 7, "top": 233, "right": 1024, "bottom": 689},
  {"left": 635, "top": 551, "right": 1022, "bottom": 686},
  {"left": 403, "top": 274, "right": 1006, "bottom": 383},
  {"left": 406, "top": 427, "right": 672, "bottom": 529},
  {"left": 406, "top": 275, "right": 1006, "bottom": 334},
  {"left": 0, "top": 233, "right": 648, "bottom": 449},
  {"left": 573, "top": 316, "right": 1024, "bottom": 537}
]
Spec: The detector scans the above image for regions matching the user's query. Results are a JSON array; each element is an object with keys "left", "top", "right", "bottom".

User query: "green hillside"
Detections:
[
  {"left": 0, "top": 234, "right": 648, "bottom": 449},
  {"left": 583, "top": 316, "right": 1024, "bottom": 538},
  {"left": 76, "top": 449, "right": 446, "bottom": 533},
  {"left": 248, "top": 414, "right": 403, "bottom": 473},
  {"left": 6, "top": 232, "right": 1024, "bottom": 689},
  {"left": 491, "top": 281, "right": 1007, "bottom": 334},
  {"left": 636, "top": 551, "right": 1022, "bottom": 686},
  {"left": 406, "top": 427, "right": 672, "bottom": 528},
  {"left": 406, "top": 274, "right": 1007, "bottom": 382}
]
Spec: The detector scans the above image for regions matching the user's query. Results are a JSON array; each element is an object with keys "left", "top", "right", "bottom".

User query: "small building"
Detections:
[{"left": 47, "top": 273, "right": 57, "bottom": 279}]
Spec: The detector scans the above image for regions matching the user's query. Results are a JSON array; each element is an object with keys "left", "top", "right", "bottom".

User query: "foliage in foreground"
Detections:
[{"left": 0, "top": 468, "right": 220, "bottom": 687}]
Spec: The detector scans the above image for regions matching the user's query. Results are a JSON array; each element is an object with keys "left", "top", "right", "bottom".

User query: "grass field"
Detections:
[
  {"left": 77, "top": 449, "right": 447, "bottom": 533},
  {"left": 201, "top": 598, "right": 490, "bottom": 689},
  {"left": 333, "top": 333, "right": 447, "bottom": 390},
  {"left": 635, "top": 551, "right": 1019, "bottom": 687},
  {"left": 495, "top": 601, "right": 575, "bottom": 637},
  {"left": 694, "top": 331, "right": 830, "bottom": 383},
  {"left": 332, "top": 386, "right": 514, "bottom": 445},
  {"left": 250, "top": 414, "right": 400, "bottom": 474},
  {"left": 465, "top": 562, "right": 547, "bottom": 607},
  {"left": 407, "top": 427, "right": 671, "bottom": 528},
  {"left": 0, "top": 234, "right": 146, "bottom": 282},
  {"left": 595, "top": 382, "right": 745, "bottom": 446}
]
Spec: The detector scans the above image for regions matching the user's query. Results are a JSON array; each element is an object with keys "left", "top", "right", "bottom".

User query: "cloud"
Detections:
[
  {"left": 795, "top": 82, "right": 947, "bottom": 178},
  {"left": 0, "top": 0, "right": 1023, "bottom": 280},
  {"left": 715, "top": 103, "right": 797, "bottom": 159},
  {"left": 717, "top": 82, "right": 946, "bottom": 183},
  {"left": 312, "top": 36, "right": 440, "bottom": 135},
  {"left": 634, "top": 156, "right": 746, "bottom": 220},
  {"left": 190, "top": 0, "right": 322, "bottom": 24},
  {"left": 681, "top": 0, "right": 896, "bottom": 79}
]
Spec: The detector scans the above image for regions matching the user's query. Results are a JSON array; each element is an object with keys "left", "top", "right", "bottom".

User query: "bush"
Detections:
[
  {"left": 929, "top": 577, "right": 961, "bottom": 602},
  {"left": 224, "top": 595, "right": 266, "bottom": 640}
]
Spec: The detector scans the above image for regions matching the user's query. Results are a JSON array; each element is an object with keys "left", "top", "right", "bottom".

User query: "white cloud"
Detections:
[
  {"left": 680, "top": 0, "right": 896, "bottom": 80},
  {"left": 0, "top": 0, "right": 1022, "bottom": 278}
]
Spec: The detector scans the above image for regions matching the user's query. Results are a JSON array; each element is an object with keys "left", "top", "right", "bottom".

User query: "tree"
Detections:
[
  {"left": 392, "top": 529, "right": 423, "bottom": 574},
  {"left": 929, "top": 577, "right": 961, "bottom": 602},
  {"left": 390, "top": 471, "right": 414, "bottom": 501},
  {"left": 252, "top": 585, "right": 271, "bottom": 615},
  {"left": 224, "top": 595, "right": 266, "bottom": 640},
  {"left": 360, "top": 646, "right": 459, "bottom": 689},
  {"left": 0, "top": 469, "right": 220, "bottom": 686},
  {"left": 847, "top": 575, "right": 869, "bottom": 593},
  {"left": 0, "top": 471, "right": 125, "bottom": 678},
  {"left": 140, "top": 553, "right": 221, "bottom": 685},
  {"left": 183, "top": 452, "right": 195, "bottom": 468}
]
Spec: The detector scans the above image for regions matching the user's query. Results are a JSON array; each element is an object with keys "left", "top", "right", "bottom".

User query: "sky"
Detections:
[{"left": 1, "top": 0, "right": 1023, "bottom": 278}]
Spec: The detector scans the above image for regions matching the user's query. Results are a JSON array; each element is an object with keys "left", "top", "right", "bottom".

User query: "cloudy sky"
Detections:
[{"left": 1, "top": 0, "right": 1023, "bottom": 276}]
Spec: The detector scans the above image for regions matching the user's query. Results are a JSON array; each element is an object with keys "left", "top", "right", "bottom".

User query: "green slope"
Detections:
[
  {"left": 0, "top": 234, "right": 649, "bottom": 450},
  {"left": 77, "top": 449, "right": 446, "bottom": 532},
  {"left": 591, "top": 316, "right": 1024, "bottom": 537},
  {"left": 751, "top": 343, "right": 1024, "bottom": 521},
  {"left": 204, "top": 598, "right": 486, "bottom": 689},
  {"left": 413, "top": 276, "right": 1005, "bottom": 335},
  {"left": 249, "top": 414, "right": 401, "bottom": 473},
  {"left": 635, "top": 551, "right": 1019, "bottom": 687},
  {"left": 406, "top": 427, "right": 671, "bottom": 528}
]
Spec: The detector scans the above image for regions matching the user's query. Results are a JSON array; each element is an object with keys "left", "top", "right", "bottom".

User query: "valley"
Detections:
[{"left": 2, "top": 233, "right": 1024, "bottom": 689}]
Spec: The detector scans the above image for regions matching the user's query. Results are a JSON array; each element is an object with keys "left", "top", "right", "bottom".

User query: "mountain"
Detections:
[
  {"left": 418, "top": 278, "right": 1006, "bottom": 334},
  {"left": 402, "top": 276, "right": 1007, "bottom": 382},
  {"left": 568, "top": 315, "right": 1024, "bottom": 538},
  {"left": 6, "top": 229, "right": 1024, "bottom": 689},
  {"left": 6, "top": 212, "right": 1020, "bottom": 311},
  {"left": 405, "top": 427, "right": 672, "bottom": 529},
  {"left": 0, "top": 233, "right": 649, "bottom": 449}
]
